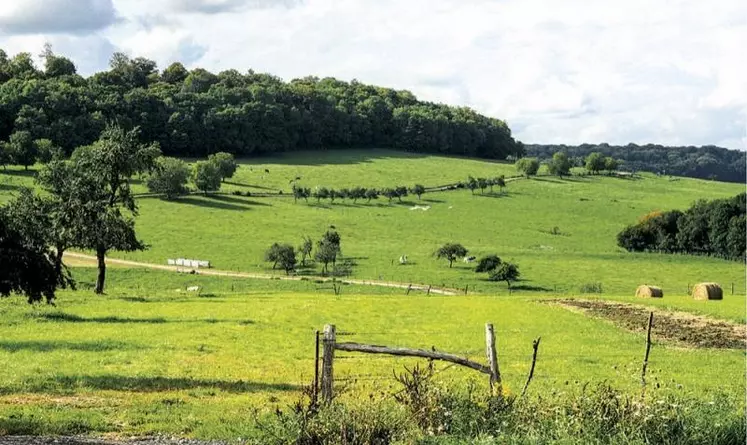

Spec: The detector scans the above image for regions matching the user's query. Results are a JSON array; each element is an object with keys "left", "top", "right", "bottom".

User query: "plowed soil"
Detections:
[{"left": 554, "top": 299, "right": 746, "bottom": 349}]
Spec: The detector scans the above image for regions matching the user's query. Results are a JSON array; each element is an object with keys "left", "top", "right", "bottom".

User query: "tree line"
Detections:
[
  {"left": 0, "top": 47, "right": 523, "bottom": 164},
  {"left": 525, "top": 143, "right": 745, "bottom": 183},
  {"left": 617, "top": 193, "right": 746, "bottom": 261}
]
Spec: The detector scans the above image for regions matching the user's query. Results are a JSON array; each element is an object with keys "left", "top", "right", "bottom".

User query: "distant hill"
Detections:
[{"left": 525, "top": 143, "right": 746, "bottom": 183}]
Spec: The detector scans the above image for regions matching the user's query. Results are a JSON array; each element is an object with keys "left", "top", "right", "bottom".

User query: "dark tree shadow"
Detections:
[
  {"left": 510, "top": 284, "right": 554, "bottom": 292},
  {"left": 35, "top": 313, "right": 254, "bottom": 325},
  {"left": 0, "top": 183, "right": 22, "bottom": 193},
  {"left": 531, "top": 177, "right": 566, "bottom": 184},
  {"left": 209, "top": 194, "right": 271, "bottom": 206},
  {"left": 14, "top": 375, "right": 301, "bottom": 394},
  {"left": 224, "top": 180, "right": 277, "bottom": 191},
  {"left": 1, "top": 169, "right": 37, "bottom": 177},
  {"left": 0, "top": 340, "right": 135, "bottom": 352},
  {"left": 422, "top": 198, "right": 445, "bottom": 203}
]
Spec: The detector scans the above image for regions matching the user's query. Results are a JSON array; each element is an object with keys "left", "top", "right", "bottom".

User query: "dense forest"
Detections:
[
  {"left": 526, "top": 143, "right": 746, "bottom": 183},
  {"left": 617, "top": 193, "right": 746, "bottom": 261},
  {"left": 0, "top": 47, "right": 522, "bottom": 161}
]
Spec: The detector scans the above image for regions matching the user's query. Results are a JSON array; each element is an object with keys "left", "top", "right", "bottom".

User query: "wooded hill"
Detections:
[
  {"left": 526, "top": 143, "right": 746, "bottom": 183},
  {"left": 0, "top": 48, "right": 521, "bottom": 160}
]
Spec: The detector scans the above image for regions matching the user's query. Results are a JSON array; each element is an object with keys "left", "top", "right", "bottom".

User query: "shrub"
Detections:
[
  {"left": 475, "top": 254, "right": 501, "bottom": 273},
  {"left": 147, "top": 156, "right": 189, "bottom": 199},
  {"left": 580, "top": 282, "right": 603, "bottom": 293}
]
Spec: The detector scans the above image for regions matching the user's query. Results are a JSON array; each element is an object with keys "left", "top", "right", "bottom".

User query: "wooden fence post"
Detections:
[
  {"left": 641, "top": 312, "right": 653, "bottom": 398},
  {"left": 313, "top": 330, "right": 320, "bottom": 406},
  {"left": 464, "top": 285, "right": 468, "bottom": 295},
  {"left": 485, "top": 323, "right": 502, "bottom": 395},
  {"left": 427, "top": 285, "right": 431, "bottom": 295},
  {"left": 321, "top": 324, "right": 336, "bottom": 403}
]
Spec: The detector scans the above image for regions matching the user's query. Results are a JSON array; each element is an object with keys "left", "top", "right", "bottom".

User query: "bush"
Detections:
[
  {"left": 231, "top": 190, "right": 242, "bottom": 196},
  {"left": 475, "top": 254, "right": 501, "bottom": 273},
  {"left": 147, "top": 156, "right": 189, "bottom": 199}
]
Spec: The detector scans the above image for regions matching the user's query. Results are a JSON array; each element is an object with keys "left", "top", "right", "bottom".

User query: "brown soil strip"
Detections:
[{"left": 554, "top": 299, "right": 746, "bottom": 349}]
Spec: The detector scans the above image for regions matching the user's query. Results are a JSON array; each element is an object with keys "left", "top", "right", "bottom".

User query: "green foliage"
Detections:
[
  {"left": 604, "top": 156, "right": 619, "bottom": 173},
  {"left": 292, "top": 185, "right": 311, "bottom": 203},
  {"left": 489, "top": 262, "right": 520, "bottom": 287},
  {"left": 476, "top": 177, "right": 488, "bottom": 194},
  {"left": 315, "top": 230, "right": 341, "bottom": 274},
  {"left": 364, "top": 188, "right": 379, "bottom": 202},
  {"left": 585, "top": 152, "right": 606, "bottom": 174},
  {"left": 6, "top": 131, "right": 37, "bottom": 170},
  {"left": 410, "top": 184, "right": 426, "bottom": 199},
  {"left": 146, "top": 157, "right": 189, "bottom": 199},
  {"left": 435, "top": 243, "right": 468, "bottom": 268},
  {"left": 0, "top": 200, "right": 70, "bottom": 304},
  {"left": 313, "top": 186, "right": 330, "bottom": 202},
  {"left": 33, "top": 139, "right": 60, "bottom": 164},
  {"left": 580, "top": 282, "right": 604, "bottom": 293},
  {"left": 515, "top": 157, "right": 540, "bottom": 176},
  {"left": 475, "top": 254, "right": 501, "bottom": 273},
  {"left": 618, "top": 193, "right": 746, "bottom": 260},
  {"left": 298, "top": 236, "right": 313, "bottom": 266},
  {"left": 548, "top": 151, "right": 572, "bottom": 177},
  {"left": 272, "top": 244, "right": 297, "bottom": 274},
  {"left": 192, "top": 161, "right": 221, "bottom": 195},
  {"left": 208, "top": 152, "right": 237, "bottom": 182},
  {"left": 527, "top": 142, "right": 746, "bottom": 183}
]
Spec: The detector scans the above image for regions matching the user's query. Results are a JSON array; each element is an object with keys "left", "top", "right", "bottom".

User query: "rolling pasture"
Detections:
[{"left": 0, "top": 149, "right": 744, "bottom": 440}]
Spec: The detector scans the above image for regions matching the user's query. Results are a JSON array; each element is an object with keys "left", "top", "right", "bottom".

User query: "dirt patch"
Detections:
[{"left": 554, "top": 299, "right": 746, "bottom": 349}]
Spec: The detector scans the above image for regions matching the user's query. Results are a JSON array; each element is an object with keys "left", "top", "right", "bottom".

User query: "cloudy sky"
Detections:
[{"left": 0, "top": 0, "right": 744, "bottom": 149}]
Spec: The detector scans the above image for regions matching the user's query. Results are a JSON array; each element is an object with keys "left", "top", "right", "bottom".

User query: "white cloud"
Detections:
[
  {"left": 0, "top": 0, "right": 745, "bottom": 149},
  {"left": 0, "top": 0, "right": 119, "bottom": 35}
]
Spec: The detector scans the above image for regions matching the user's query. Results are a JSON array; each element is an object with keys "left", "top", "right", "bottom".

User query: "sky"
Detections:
[{"left": 0, "top": 0, "right": 745, "bottom": 150}]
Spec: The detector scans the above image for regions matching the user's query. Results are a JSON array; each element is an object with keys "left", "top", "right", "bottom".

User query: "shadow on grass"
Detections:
[
  {"left": 422, "top": 198, "right": 445, "bottom": 203},
  {"left": 1, "top": 169, "right": 36, "bottom": 177},
  {"left": 0, "top": 340, "right": 135, "bottom": 352},
  {"left": 177, "top": 194, "right": 270, "bottom": 211},
  {"left": 224, "top": 180, "right": 276, "bottom": 191},
  {"left": 210, "top": 194, "right": 272, "bottom": 206},
  {"left": 0, "top": 183, "right": 22, "bottom": 193},
  {"left": 35, "top": 313, "right": 254, "bottom": 325},
  {"left": 510, "top": 284, "right": 554, "bottom": 292},
  {"left": 15, "top": 375, "right": 301, "bottom": 394},
  {"left": 475, "top": 192, "right": 510, "bottom": 199}
]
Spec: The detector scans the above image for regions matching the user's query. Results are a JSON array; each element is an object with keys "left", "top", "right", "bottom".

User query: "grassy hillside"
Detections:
[
  {"left": 0, "top": 149, "right": 744, "bottom": 298},
  {"left": 0, "top": 268, "right": 742, "bottom": 439}
]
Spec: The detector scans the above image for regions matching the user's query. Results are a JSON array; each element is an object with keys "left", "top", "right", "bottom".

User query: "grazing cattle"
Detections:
[
  {"left": 186, "top": 286, "right": 200, "bottom": 292},
  {"left": 463, "top": 256, "right": 477, "bottom": 263},
  {"left": 399, "top": 255, "right": 408, "bottom": 265},
  {"left": 295, "top": 176, "right": 302, "bottom": 180},
  {"left": 264, "top": 168, "right": 270, "bottom": 174}
]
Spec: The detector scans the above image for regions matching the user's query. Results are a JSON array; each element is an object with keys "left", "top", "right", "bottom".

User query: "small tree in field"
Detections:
[
  {"left": 314, "top": 187, "right": 330, "bottom": 203},
  {"left": 208, "top": 152, "right": 237, "bottom": 182},
  {"left": 515, "top": 158, "right": 540, "bottom": 177},
  {"left": 548, "top": 152, "right": 572, "bottom": 177},
  {"left": 7, "top": 131, "right": 37, "bottom": 170},
  {"left": 410, "top": 184, "right": 426, "bottom": 200},
  {"left": 475, "top": 254, "right": 502, "bottom": 273},
  {"left": 435, "top": 243, "right": 468, "bottom": 268},
  {"left": 466, "top": 176, "right": 478, "bottom": 194},
  {"left": 292, "top": 185, "right": 310, "bottom": 203},
  {"left": 477, "top": 177, "right": 488, "bottom": 194},
  {"left": 299, "top": 236, "right": 313, "bottom": 266},
  {"left": 350, "top": 187, "right": 366, "bottom": 203},
  {"left": 495, "top": 175, "right": 506, "bottom": 194},
  {"left": 604, "top": 157, "right": 619, "bottom": 174},
  {"left": 395, "top": 186, "right": 408, "bottom": 202},
  {"left": 489, "top": 262, "right": 520, "bottom": 288},
  {"left": 364, "top": 188, "right": 379, "bottom": 203},
  {"left": 192, "top": 160, "right": 221, "bottom": 195},
  {"left": 585, "top": 152, "right": 605, "bottom": 174},
  {"left": 264, "top": 243, "right": 283, "bottom": 269},
  {"left": 276, "top": 244, "right": 297, "bottom": 275},
  {"left": 382, "top": 188, "right": 397, "bottom": 203},
  {"left": 147, "top": 156, "right": 189, "bottom": 199}
]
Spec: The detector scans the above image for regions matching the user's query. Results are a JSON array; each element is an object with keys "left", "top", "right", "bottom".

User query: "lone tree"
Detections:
[
  {"left": 382, "top": 187, "right": 397, "bottom": 202},
  {"left": 0, "top": 207, "right": 72, "bottom": 304},
  {"left": 70, "top": 125, "right": 159, "bottom": 294},
  {"left": 315, "top": 229, "right": 341, "bottom": 274},
  {"left": 147, "top": 156, "right": 189, "bottom": 199},
  {"left": 585, "top": 152, "right": 605, "bottom": 174},
  {"left": 410, "top": 184, "right": 426, "bottom": 200},
  {"left": 515, "top": 158, "right": 540, "bottom": 177},
  {"left": 435, "top": 243, "right": 468, "bottom": 268},
  {"left": 466, "top": 176, "right": 478, "bottom": 194},
  {"left": 265, "top": 243, "right": 283, "bottom": 269},
  {"left": 192, "top": 160, "right": 221, "bottom": 195},
  {"left": 489, "top": 262, "right": 520, "bottom": 288},
  {"left": 208, "top": 152, "right": 237, "bottom": 182},
  {"left": 277, "top": 244, "right": 297, "bottom": 275},
  {"left": 475, "top": 254, "right": 502, "bottom": 273},
  {"left": 298, "top": 236, "right": 313, "bottom": 266},
  {"left": 548, "top": 152, "right": 572, "bottom": 177}
]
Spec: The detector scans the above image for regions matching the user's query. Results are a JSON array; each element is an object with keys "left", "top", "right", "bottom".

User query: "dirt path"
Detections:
[
  {"left": 554, "top": 299, "right": 746, "bottom": 349},
  {"left": 63, "top": 252, "right": 458, "bottom": 296}
]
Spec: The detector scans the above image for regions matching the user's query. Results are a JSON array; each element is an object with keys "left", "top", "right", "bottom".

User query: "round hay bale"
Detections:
[
  {"left": 692, "top": 282, "right": 723, "bottom": 300},
  {"left": 635, "top": 285, "right": 663, "bottom": 298}
]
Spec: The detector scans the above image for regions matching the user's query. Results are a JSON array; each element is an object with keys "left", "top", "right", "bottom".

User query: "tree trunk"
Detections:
[
  {"left": 95, "top": 246, "right": 107, "bottom": 294},
  {"left": 449, "top": 259, "right": 453, "bottom": 268},
  {"left": 54, "top": 247, "right": 65, "bottom": 279}
]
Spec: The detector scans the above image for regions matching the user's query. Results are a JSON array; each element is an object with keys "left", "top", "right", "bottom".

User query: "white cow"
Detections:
[
  {"left": 399, "top": 255, "right": 408, "bottom": 265},
  {"left": 186, "top": 286, "right": 201, "bottom": 292},
  {"left": 463, "top": 256, "right": 477, "bottom": 263}
]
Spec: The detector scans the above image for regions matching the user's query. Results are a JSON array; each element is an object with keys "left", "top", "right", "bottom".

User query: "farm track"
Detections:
[
  {"left": 554, "top": 299, "right": 746, "bottom": 349},
  {"left": 63, "top": 252, "right": 459, "bottom": 296}
]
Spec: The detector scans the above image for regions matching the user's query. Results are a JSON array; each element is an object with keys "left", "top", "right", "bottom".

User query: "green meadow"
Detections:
[{"left": 0, "top": 149, "right": 744, "bottom": 440}]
